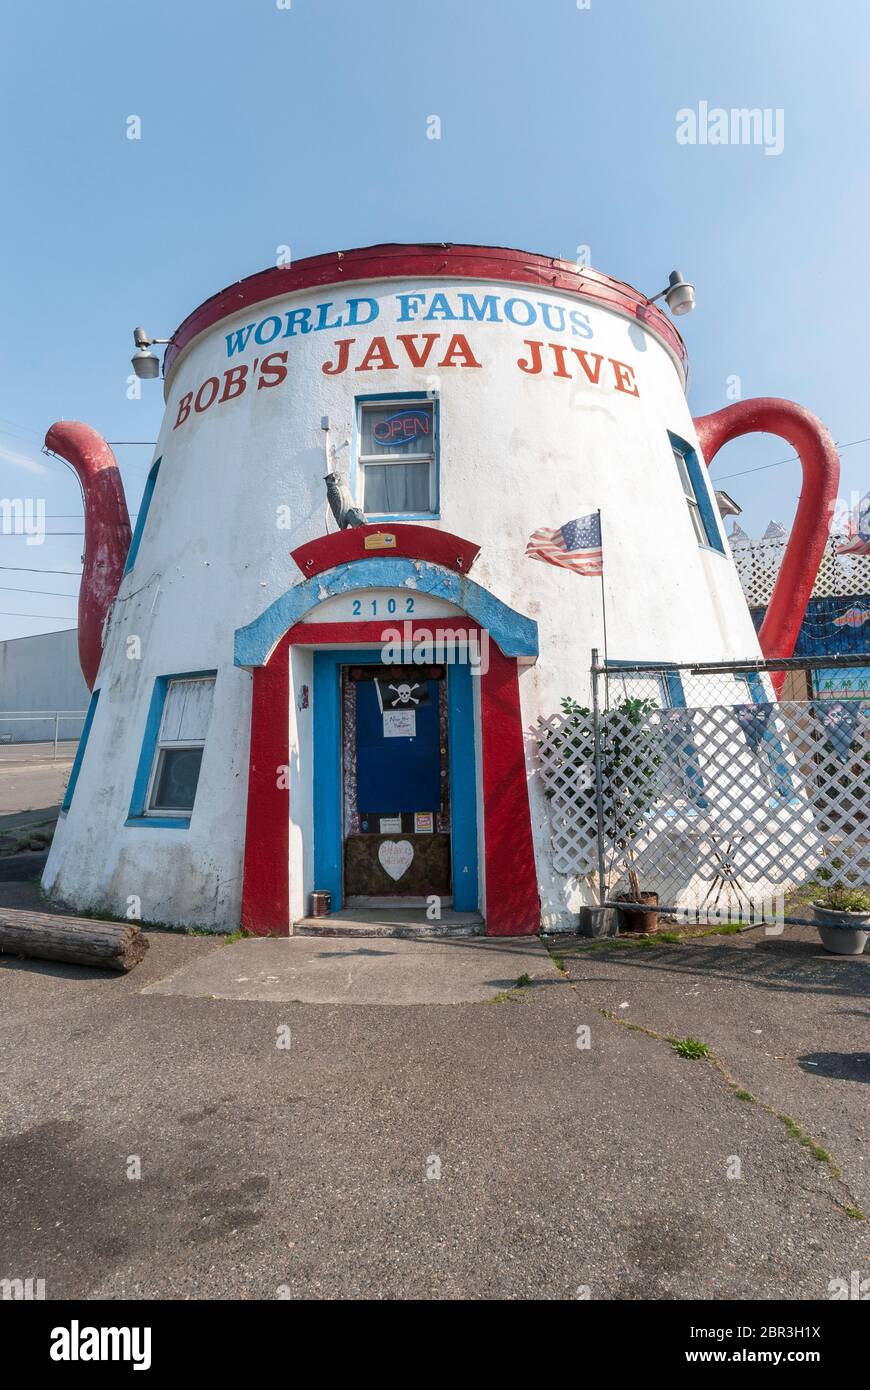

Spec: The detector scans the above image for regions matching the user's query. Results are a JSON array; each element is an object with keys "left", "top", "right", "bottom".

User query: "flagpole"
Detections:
[{"left": 598, "top": 509, "right": 610, "bottom": 709}]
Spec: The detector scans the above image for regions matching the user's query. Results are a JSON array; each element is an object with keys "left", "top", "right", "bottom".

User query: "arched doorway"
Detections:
[{"left": 234, "top": 526, "right": 541, "bottom": 937}]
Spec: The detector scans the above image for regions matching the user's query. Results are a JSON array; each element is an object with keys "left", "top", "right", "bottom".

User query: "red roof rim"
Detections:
[{"left": 162, "top": 242, "right": 688, "bottom": 390}]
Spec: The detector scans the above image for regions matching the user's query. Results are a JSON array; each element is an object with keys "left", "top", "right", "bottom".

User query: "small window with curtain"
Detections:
[
  {"left": 145, "top": 676, "right": 215, "bottom": 815},
  {"left": 670, "top": 433, "right": 725, "bottom": 553},
  {"left": 357, "top": 397, "right": 437, "bottom": 517}
]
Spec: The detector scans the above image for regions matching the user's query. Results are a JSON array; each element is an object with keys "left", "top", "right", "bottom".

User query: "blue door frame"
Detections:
[{"left": 313, "top": 649, "right": 478, "bottom": 911}]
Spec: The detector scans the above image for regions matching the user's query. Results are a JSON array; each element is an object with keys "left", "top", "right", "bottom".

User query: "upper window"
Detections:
[
  {"left": 356, "top": 397, "right": 438, "bottom": 517},
  {"left": 670, "top": 433, "right": 725, "bottom": 554},
  {"left": 145, "top": 676, "right": 215, "bottom": 816}
]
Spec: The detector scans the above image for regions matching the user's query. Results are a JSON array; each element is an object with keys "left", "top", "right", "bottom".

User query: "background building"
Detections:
[{"left": 0, "top": 628, "right": 89, "bottom": 743}]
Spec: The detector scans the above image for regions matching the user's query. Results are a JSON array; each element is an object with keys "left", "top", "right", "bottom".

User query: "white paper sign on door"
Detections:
[{"left": 383, "top": 709, "right": 416, "bottom": 738}]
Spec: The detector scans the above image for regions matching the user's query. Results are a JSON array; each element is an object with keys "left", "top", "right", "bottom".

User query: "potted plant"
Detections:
[{"left": 811, "top": 882, "right": 870, "bottom": 955}]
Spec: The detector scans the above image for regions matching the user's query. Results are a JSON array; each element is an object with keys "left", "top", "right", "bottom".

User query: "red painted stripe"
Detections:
[
  {"left": 241, "top": 632, "right": 291, "bottom": 937},
  {"left": 240, "top": 618, "right": 488, "bottom": 933},
  {"left": 292, "top": 523, "right": 480, "bottom": 578},
  {"left": 163, "top": 243, "right": 687, "bottom": 383},
  {"left": 480, "top": 644, "right": 540, "bottom": 936},
  {"left": 287, "top": 619, "right": 481, "bottom": 646}
]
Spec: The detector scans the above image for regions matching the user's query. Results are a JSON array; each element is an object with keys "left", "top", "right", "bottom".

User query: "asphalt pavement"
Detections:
[{"left": 1, "top": 912, "right": 866, "bottom": 1300}]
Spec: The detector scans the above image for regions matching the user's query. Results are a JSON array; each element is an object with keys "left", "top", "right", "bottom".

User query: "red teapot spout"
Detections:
[{"left": 44, "top": 421, "right": 132, "bottom": 689}]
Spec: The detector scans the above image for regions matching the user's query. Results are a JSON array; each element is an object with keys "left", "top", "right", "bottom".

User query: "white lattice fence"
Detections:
[
  {"left": 535, "top": 710, "right": 599, "bottom": 877},
  {"left": 732, "top": 534, "right": 870, "bottom": 607},
  {"left": 536, "top": 684, "right": 870, "bottom": 908}
]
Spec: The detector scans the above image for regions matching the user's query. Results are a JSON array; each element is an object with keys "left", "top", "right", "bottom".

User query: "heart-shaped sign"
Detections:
[{"left": 378, "top": 839, "right": 414, "bottom": 881}]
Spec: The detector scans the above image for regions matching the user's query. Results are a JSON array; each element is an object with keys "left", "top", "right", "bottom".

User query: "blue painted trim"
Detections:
[
  {"left": 662, "top": 671, "right": 686, "bottom": 708},
  {"left": 313, "top": 649, "right": 348, "bottom": 905},
  {"left": 366, "top": 512, "right": 440, "bottom": 523},
  {"left": 609, "top": 662, "right": 706, "bottom": 808},
  {"left": 662, "top": 670, "right": 707, "bottom": 807},
  {"left": 669, "top": 431, "right": 726, "bottom": 555},
  {"left": 742, "top": 672, "right": 767, "bottom": 703},
  {"left": 234, "top": 559, "right": 539, "bottom": 666},
  {"left": 352, "top": 391, "right": 440, "bottom": 520},
  {"left": 312, "top": 648, "right": 478, "bottom": 911},
  {"left": 736, "top": 671, "right": 794, "bottom": 800},
  {"left": 123, "top": 457, "right": 161, "bottom": 576},
  {"left": 127, "top": 677, "right": 170, "bottom": 823},
  {"left": 62, "top": 688, "right": 100, "bottom": 811},
  {"left": 447, "top": 662, "right": 478, "bottom": 910},
  {"left": 126, "top": 668, "right": 215, "bottom": 828}
]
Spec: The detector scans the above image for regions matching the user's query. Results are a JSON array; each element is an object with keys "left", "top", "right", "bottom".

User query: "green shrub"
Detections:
[{"left": 818, "top": 884, "right": 870, "bottom": 913}]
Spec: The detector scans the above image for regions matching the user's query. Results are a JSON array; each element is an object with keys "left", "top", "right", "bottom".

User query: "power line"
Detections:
[
  {"left": 0, "top": 585, "right": 78, "bottom": 598},
  {"left": 0, "top": 417, "right": 157, "bottom": 446},
  {"left": 711, "top": 435, "right": 870, "bottom": 482},
  {"left": 0, "top": 610, "right": 76, "bottom": 621},
  {"left": 0, "top": 565, "right": 82, "bottom": 575}
]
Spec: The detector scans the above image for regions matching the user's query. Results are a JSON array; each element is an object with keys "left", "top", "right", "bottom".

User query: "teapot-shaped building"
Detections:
[{"left": 43, "top": 244, "right": 838, "bottom": 934}]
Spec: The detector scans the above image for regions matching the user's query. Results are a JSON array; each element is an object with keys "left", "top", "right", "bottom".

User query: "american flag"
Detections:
[{"left": 526, "top": 512, "right": 603, "bottom": 576}]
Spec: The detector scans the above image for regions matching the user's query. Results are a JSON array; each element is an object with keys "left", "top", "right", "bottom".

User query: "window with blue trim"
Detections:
[
  {"left": 356, "top": 396, "right": 438, "bottom": 517},
  {"left": 123, "top": 457, "right": 161, "bottom": 576},
  {"left": 128, "top": 673, "right": 215, "bottom": 826},
  {"left": 62, "top": 689, "right": 99, "bottom": 811},
  {"left": 670, "top": 433, "right": 725, "bottom": 554}
]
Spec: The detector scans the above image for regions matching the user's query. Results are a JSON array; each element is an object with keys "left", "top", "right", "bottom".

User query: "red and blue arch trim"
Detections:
[{"left": 234, "top": 527, "right": 541, "bottom": 937}]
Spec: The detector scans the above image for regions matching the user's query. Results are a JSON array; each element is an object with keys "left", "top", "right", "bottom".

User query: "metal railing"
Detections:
[{"left": 0, "top": 711, "right": 87, "bottom": 759}]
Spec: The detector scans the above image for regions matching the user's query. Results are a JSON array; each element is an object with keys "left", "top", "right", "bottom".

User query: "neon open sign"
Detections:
[{"left": 372, "top": 409, "right": 431, "bottom": 447}]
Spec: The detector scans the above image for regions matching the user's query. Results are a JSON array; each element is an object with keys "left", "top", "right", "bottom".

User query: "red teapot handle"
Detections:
[{"left": 693, "top": 398, "right": 840, "bottom": 683}]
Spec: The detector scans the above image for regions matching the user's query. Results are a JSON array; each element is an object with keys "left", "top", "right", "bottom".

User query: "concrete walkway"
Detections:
[
  {"left": 294, "top": 906, "right": 484, "bottom": 938},
  {"left": 143, "top": 934, "right": 550, "bottom": 1005}
]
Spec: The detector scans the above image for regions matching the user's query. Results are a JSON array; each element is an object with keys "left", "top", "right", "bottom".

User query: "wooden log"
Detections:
[{"left": 0, "top": 908, "right": 148, "bottom": 972}]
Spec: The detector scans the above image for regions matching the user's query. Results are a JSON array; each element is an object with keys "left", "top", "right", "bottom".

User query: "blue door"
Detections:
[
  {"left": 356, "top": 677, "right": 441, "bottom": 813},
  {"left": 312, "top": 649, "right": 478, "bottom": 912}
]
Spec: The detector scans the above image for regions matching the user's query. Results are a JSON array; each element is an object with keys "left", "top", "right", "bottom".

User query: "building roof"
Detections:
[{"left": 162, "top": 242, "right": 689, "bottom": 390}]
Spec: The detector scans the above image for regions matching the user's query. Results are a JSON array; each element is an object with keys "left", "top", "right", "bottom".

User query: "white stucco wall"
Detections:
[{"left": 44, "top": 272, "right": 763, "bottom": 930}]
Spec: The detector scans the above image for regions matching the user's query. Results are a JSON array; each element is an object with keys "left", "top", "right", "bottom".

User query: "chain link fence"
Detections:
[{"left": 535, "top": 653, "right": 870, "bottom": 920}]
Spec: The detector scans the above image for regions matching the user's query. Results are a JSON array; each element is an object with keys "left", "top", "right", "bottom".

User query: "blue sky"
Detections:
[{"left": 1, "top": 0, "right": 868, "bottom": 639}]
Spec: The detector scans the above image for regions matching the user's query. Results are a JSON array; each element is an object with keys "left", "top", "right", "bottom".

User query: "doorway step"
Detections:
[{"left": 294, "top": 907, "right": 484, "bottom": 939}]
